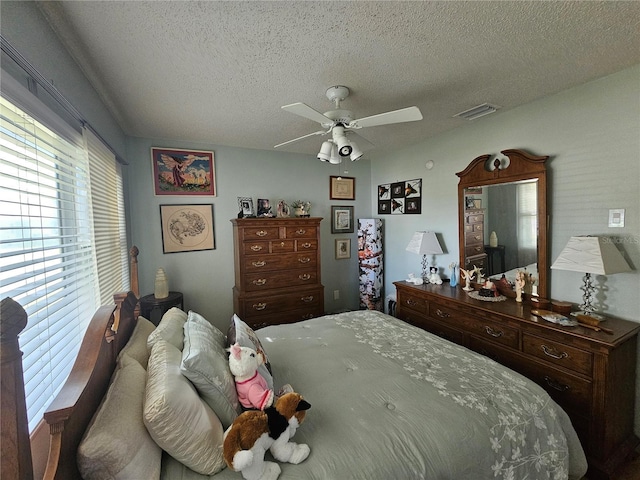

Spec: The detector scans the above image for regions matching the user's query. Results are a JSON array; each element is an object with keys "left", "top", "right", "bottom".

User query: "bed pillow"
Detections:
[
  {"left": 78, "top": 361, "right": 162, "bottom": 480},
  {"left": 226, "top": 313, "right": 273, "bottom": 389},
  {"left": 181, "top": 310, "right": 240, "bottom": 428},
  {"left": 117, "top": 315, "right": 156, "bottom": 369},
  {"left": 144, "top": 340, "right": 225, "bottom": 475},
  {"left": 147, "top": 307, "right": 187, "bottom": 351}
]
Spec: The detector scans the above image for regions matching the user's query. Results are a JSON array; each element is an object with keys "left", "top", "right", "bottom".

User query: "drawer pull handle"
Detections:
[
  {"left": 484, "top": 326, "right": 503, "bottom": 338},
  {"left": 299, "top": 273, "right": 311, "bottom": 280},
  {"left": 435, "top": 309, "right": 450, "bottom": 319},
  {"left": 252, "top": 279, "right": 267, "bottom": 286},
  {"left": 302, "top": 313, "right": 314, "bottom": 320},
  {"left": 296, "top": 229, "right": 306, "bottom": 235},
  {"left": 541, "top": 345, "right": 568, "bottom": 360},
  {"left": 250, "top": 245, "right": 263, "bottom": 251},
  {"left": 252, "top": 261, "right": 266, "bottom": 267},
  {"left": 252, "top": 303, "right": 267, "bottom": 311},
  {"left": 280, "top": 242, "right": 285, "bottom": 247},
  {"left": 301, "top": 295, "right": 314, "bottom": 303},
  {"left": 298, "top": 257, "right": 311, "bottom": 263},
  {"left": 406, "top": 299, "right": 417, "bottom": 306},
  {"left": 544, "top": 376, "right": 569, "bottom": 392},
  {"left": 474, "top": 246, "right": 482, "bottom": 253},
  {"left": 301, "top": 242, "right": 312, "bottom": 248},
  {"left": 256, "top": 230, "right": 268, "bottom": 237}
]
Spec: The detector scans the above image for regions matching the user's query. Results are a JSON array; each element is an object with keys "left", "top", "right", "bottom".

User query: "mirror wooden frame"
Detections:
[{"left": 456, "top": 149, "right": 549, "bottom": 298}]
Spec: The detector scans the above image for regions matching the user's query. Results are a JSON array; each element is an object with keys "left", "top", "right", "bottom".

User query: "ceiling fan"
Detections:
[{"left": 274, "top": 86, "right": 423, "bottom": 163}]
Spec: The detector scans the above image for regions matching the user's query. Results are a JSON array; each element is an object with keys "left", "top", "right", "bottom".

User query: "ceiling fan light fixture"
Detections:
[
  {"left": 332, "top": 125, "right": 352, "bottom": 157},
  {"left": 350, "top": 141, "right": 363, "bottom": 161},
  {"left": 317, "top": 140, "right": 333, "bottom": 162},
  {"left": 453, "top": 103, "right": 500, "bottom": 121},
  {"left": 329, "top": 143, "right": 342, "bottom": 164}
]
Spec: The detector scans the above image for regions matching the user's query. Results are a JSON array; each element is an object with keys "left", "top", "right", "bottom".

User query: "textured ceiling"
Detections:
[{"left": 37, "top": 1, "right": 640, "bottom": 158}]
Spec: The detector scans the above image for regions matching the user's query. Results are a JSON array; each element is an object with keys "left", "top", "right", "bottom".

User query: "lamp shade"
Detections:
[
  {"left": 551, "top": 236, "right": 631, "bottom": 275},
  {"left": 406, "top": 231, "right": 443, "bottom": 255}
]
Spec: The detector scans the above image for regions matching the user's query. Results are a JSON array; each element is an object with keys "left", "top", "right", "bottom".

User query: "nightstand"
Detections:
[{"left": 139, "top": 291, "right": 184, "bottom": 325}]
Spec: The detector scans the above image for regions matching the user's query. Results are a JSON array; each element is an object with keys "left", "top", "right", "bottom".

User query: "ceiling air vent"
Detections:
[{"left": 453, "top": 103, "right": 500, "bottom": 120}]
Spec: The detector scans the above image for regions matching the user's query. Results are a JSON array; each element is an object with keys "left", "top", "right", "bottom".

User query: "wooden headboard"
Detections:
[{"left": 0, "top": 247, "right": 141, "bottom": 480}]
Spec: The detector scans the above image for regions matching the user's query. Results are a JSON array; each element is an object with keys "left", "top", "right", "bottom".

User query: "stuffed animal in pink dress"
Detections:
[{"left": 229, "top": 342, "right": 274, "bottom": 410}]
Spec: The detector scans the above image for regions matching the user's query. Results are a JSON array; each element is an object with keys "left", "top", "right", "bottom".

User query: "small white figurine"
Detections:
[
  {"left": 428, "top": 266, "right": 443, "bottom": 285},
  {"left": 406, "top": 273, "right": 423, "bottom": 285},
  {"left": 515, "top": 270, "right": 526, "bottom": 303},
  {"left": 461, "top": 268, "right": 475, "bottom": 291},
  {"left": 473, "top": 265, "right": 484, "bottom": 284}
]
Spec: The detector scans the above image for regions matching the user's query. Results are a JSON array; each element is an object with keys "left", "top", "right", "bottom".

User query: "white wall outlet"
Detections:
[
  {"left": 333, "top": 289, "right": 340, "bottom": 300},
  {"left": 608, "top": 208, "right": 625, "bottom": 228}
]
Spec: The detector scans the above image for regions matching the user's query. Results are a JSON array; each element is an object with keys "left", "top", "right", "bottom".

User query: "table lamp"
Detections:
[
  {"left": 551, "top": 236, "right": 631, "bottom": 314},
  {"left": 406, "top": 231, "right": 443, "bottom": 281}
]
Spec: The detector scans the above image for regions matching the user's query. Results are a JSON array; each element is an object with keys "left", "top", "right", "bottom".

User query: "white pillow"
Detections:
[
  {"left": 146, "top": 307, "right": 187, "bottom": 351},
  {"left": 78, "top": 361, "right": 161, "bottom": 480},
  {"left": 117, "top": 316, "right": 156, "bottom": 369},
  {"left": 181, "top": 311, "right": 239, "bottom": 428},
  {"left": 144, "top": 340, "right": 225, "bottom": 475}
]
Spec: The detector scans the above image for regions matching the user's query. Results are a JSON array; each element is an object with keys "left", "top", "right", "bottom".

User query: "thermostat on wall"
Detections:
[{"left": 608, "top": 209, "right": 625, "bottom": 228}]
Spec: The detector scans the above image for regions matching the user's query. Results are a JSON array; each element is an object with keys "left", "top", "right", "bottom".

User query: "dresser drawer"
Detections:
[
  {"left": 423, "top": 318, "right": 465, "bottom": 344},
  {"left": 239, "top": 288, "right": 323, "bottom": 316},
  {"left": 270, "top": 240, "right": 295, "bottom": 253},
  {"left": 465, "top": 232, "right": 484, "bottom": 245},
  {"left": 296, "top": 239, "right": 317, "bottom": 251},
  {"left": 398, "top": 292, "right": 427, "bottom": 315},
  {"left": 465, "top": 244, "right": 485, "bottom": 257},
  {"left": 244, "top": 252, "right": 317, "bottom": 273},
  {"left": 518, "top": 361, "right": 592, "bottom": 413},
  {"left": 466, "top": 213, "right": 484, "bottom": 224},
  {"left": 241, "top": 226, "right": 280, "bottom": 240},
  {"left": 284, "top": 225, "right": 317, "bottom": 239},
  {"left": 243, "top": 241, "right": 271, "bottom": 255},
  {"left": 244, "top": 270, "right": 318, "bottom": 291},
  {"left": 464, "top": 316, "right": 519, "bottom": 349},
  {"left": 246, "top": 306, "right": 323, "bottom": 329},
  {"left": 523, "top": 333, "right": 593, "bottom": 376}
]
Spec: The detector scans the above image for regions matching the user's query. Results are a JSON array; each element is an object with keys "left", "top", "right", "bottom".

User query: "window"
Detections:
[
  {"left": 0, "top": 83, "right": 128, "bottom": 432},
  {"left": 516, "top": 181, "right": 537, "bottom": 267}
]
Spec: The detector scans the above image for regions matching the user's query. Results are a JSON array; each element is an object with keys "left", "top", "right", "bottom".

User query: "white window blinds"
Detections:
[
  {"left": 85, "top": 129, "right": 129, "bottom": 305},
  {"left": 517, "top": 181, "right": 537, "bottom": 266},
  {"left": 1, "top": 81, "right": 127, "bottom": 432}
]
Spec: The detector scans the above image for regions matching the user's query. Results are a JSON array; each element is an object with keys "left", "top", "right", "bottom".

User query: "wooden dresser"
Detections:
[
  {"left": 394, "top": 280, "right": 640, "bottom": 480},
  {"left": 232, "top": 217, "right": 324, "bottom": 329},
  {"left": 462, "top": 207, "right": 487, "bottom": 272}
]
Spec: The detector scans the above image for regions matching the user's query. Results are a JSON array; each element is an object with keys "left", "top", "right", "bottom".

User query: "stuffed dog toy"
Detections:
[{"left": 223, "top": 392, "right": 311, "bottom": 480}]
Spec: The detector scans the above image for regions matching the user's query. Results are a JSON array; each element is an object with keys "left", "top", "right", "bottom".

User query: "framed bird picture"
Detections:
[
  {"left": 151, "top": 147, "right": 216, "bottom": 196},
  {"left": 378, "top": 178, "right": 421, "bottom": 214}
]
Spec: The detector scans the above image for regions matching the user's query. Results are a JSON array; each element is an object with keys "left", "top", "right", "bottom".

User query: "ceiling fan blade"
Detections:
[
  {"left": 274, "top": 130, "right": 328, "bottom": 149},
  {"left": 282, "top": 102, "right": 334, "bottom": 124},
  {"left": 345, "top": 130, "right": 375, "bottom": 149},
  {"left": 347, "top": 106, "right": 423, "bottom": 129}
]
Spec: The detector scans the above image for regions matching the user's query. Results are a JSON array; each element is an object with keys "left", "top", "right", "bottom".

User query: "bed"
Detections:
[{"left": 2, "top": 249, "right": 588, "bottom": 480}]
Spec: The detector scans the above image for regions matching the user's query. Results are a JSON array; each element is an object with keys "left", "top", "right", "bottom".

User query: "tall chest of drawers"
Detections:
[
  {"left": 463, "top": 208, "right": 487, "bottom": 272},
  {"left": 394, "top": 280, "right": 640, "bottom": 480},
  {"left": 232, "top": 217, "right": 324, "bottom": 329}
]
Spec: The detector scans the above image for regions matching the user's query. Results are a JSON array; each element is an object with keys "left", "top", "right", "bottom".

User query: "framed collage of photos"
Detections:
[{"left": 377, "top": 178, "right": 422, "bottom": 214}]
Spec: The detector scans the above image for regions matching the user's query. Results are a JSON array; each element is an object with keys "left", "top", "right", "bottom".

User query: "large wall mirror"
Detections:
[{"left": 457, "top": 149, "right": 548, "bottom": 298}]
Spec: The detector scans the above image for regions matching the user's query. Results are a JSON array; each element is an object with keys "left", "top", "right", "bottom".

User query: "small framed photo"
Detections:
[
  {"left": 330, "top": 176, "right": 355, "bottom": 200},
  {"left": 160, "top": 204, "right": 215, "bottom": 253},
  {"left": 238, "top": 197, "right": 255, "bottom": 217},
  {"left": 335, "top": 238, "right": 351, "bottom": 260},
  {"left": 257, "top": 198, "right": 274, "bottom": 217},
  {"left": 331, "top": 205, "right": 354, "bottom": 234},
  {"left": 151, "top": 147, "right": 215, "bottom": 196}
]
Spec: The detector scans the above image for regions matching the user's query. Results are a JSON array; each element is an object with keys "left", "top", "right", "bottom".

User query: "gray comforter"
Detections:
[{"left": 162, "top": 310, "right": 587, "bottom": 480}]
